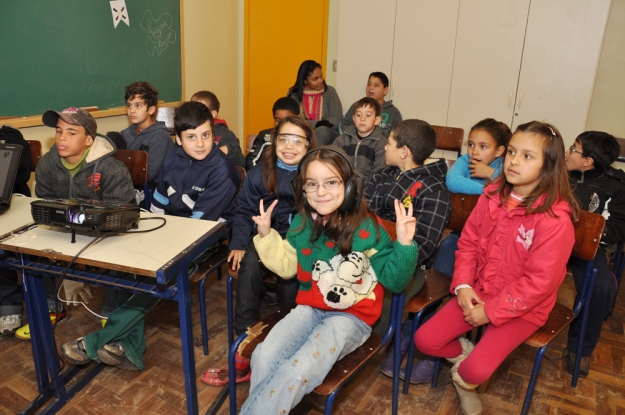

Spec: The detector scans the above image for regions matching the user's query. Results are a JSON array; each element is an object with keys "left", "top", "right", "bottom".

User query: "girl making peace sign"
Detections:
[{"left": 240, "top": 146, "right": 418, "bottom": 414}]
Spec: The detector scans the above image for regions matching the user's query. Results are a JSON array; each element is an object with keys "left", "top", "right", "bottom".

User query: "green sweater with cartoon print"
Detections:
[{"left": 253, "top": 213, "right": 417, "bottom": 325}]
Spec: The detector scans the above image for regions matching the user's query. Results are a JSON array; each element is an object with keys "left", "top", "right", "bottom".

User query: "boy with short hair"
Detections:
[
  {"left": 365, "top": 119, "right": 451, "bottom": 382},
  {"left": 563, "top": 131, "right": 625, "bottom": 377},
  {"left": 120, "top": 81, "right": 175, "bottom": 205},
  {"left": 60, "top": 102, "right": 239, "bottom": 371},
  {"left": 190, "top": 90, "right": 245, "bottom": 168},
  {"left": 151, "top": 101, "right": 240, "bottom": 225},
  {"left": 339, "top": 72, "right": 403, "bottom": 138},
  {"left": 245, "top": 96, "right": 300, "bottom": 170},
  {"left": 332, "top": 96, "right": 387, "bottom": 180},
  {"left": 16, "top": 107, "right": 135, "bottom": 340}
]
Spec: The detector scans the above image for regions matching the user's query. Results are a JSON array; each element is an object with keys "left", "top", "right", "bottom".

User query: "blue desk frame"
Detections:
[{"left": 2, "top": 221, "right": 225, "bottom": 415}]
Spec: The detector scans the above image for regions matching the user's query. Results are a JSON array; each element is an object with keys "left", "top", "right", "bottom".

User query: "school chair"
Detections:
[
  {"left": 113, "top": 149, "right": 151, "bottom": 209},
  {"left": 520, "top": 210, "right": 604, "bottom": 415},
  {"left": 402, "top": 193, "right": 481, "bottom": 395},
  {"left": 431, "top": 125, "right": 464, "bottom": 168},
  {"left": 26, "top": 140, "right": 42, "bottom": 171},
  {"left": 190, "top": 165, "right": 247, "bottom": 356},
  {"left": 223, "top": 219, "right": 407, "bottom": 415}
]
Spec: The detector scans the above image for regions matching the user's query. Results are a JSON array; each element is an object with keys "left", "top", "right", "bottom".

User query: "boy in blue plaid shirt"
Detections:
[{"left": 365, "top": 119, "right": 451, "bottom": 383}]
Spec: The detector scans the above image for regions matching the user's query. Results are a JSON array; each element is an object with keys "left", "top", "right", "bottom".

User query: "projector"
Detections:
[{"left": 31, "top": 199, "right": 140, "bottom": 234}]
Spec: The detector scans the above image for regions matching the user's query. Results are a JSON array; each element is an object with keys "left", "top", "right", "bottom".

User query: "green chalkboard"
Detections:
[{"left": 0, "top": 0, "right": 182, "bottom": 117}]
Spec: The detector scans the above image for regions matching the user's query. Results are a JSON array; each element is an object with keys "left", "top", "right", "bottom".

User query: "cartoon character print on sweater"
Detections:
[{"left": 311, "top": 252, "right": 378, "bottom": 310}]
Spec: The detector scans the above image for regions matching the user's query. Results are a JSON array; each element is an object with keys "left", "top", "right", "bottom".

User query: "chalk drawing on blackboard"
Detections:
[
  {"left": 110, "top": 0, "right": 130, "bottom": 28},
  {"left": 140, "top": 10, "right": 177, "bottom": 56}
]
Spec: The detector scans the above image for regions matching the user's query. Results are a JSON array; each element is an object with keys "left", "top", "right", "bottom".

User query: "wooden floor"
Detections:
[{"left": 1, "top": 267, "right": 625, "bottom": 415}]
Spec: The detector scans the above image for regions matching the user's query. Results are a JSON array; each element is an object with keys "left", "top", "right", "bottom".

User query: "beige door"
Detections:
[{"left": 245, "top": 0, "right": 330, "bottom": 143}]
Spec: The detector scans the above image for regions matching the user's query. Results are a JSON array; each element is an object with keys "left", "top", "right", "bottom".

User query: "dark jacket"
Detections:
[
  {"left": 339, "top": 100, "right": 403, "bottom": 138},
  {"left": 245, "top": 128, "right": 272, "bottom": 171},
  {"left": 230, "top": 162, "right": 297, "bottom": 251},
  {"left": 0, "top": 125, "right": 32, "bottom": 196},
  {"left": 120, "top": 121, "right": 175, "bottom": 183},
  {"left": 35, "top": 134, "right": 135, "bottom": 204},
  {"left": 151, "top": 145, "right": 240, "bottom": 229},
  {"left": 332, "top": 125, "right": 388, "bottom": 181},
  {"left": 570, "top": 167, "right": 625, "bottom": 246},
  {"left": 365, "top": 158, "right": 451, "bottom": 267},
  {"left": 213, "top": 120, "right": 245, "bottom": 168}
]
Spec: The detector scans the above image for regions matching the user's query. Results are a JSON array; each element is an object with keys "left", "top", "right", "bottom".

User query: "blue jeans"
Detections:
[
  {"left": 432, "top": 232, "right": 460, "bottom": 277},
  {"left": 240, "top": 305, "right": 371, "bottom": 414}
]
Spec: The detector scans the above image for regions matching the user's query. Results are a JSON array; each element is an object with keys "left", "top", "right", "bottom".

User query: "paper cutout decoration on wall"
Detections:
[{"left": 110, "top": 0, "right": 130, "bottom": 28}]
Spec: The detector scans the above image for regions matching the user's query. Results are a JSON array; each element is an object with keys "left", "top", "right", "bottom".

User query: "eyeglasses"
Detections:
[
  {"left": 276, "top": 133, "right": 308, "bottom": 147},
  {"left": 303, "top": 179, "right": 343, "bottom": 192},
  {"left": 568, "top": 145, "right": 584, "bottom": 156}
]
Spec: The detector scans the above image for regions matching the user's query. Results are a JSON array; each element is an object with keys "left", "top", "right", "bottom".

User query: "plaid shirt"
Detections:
[{"left": 365, "top": 159, "right": 451, "bottom": 267}]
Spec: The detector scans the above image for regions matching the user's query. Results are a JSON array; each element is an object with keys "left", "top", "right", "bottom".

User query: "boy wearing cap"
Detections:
[
  {"left": 36, "top": 107, "right": 135, "bottom": 203},
  {"left": 14, "top": 107, "right": 135, "bottom": 340}
]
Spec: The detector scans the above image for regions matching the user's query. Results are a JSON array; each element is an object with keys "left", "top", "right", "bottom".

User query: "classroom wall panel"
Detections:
[{"left": 587, "top": 0, "right": 625, "bottom": 138}]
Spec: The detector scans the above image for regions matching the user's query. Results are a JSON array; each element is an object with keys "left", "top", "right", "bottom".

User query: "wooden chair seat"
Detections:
[
  {"left": 524, "top": 302, "right": 575, "bottom": 348},
  {"left": 237, "top": 308, "right": 383, "bottom": 397},
  {"left": 188, "top": 244, "right": 230, "bottom": 284},
  {"left": 239, "top": 308, "right": 295, "bottom": 360},
  {"left": 404, "top": 269, "right": 452, "bottom": 314}
]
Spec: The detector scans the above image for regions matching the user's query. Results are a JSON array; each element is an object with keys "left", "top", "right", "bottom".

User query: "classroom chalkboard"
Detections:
[{"left": 0, "top": 0, "right": 182, "bottom": 118}]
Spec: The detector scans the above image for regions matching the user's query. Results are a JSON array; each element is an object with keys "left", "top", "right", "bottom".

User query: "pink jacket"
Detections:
[{"left": 452, "top": 185, "right": 575, "bottom": 327}]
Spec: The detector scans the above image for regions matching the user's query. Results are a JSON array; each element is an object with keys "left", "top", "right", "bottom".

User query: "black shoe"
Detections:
[{"left": 563, "top": 348, "right": 589, "bottom": 378}]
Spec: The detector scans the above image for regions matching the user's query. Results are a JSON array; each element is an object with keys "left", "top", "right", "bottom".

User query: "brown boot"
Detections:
[{"left": 451, "top": 361, "right": 483, "bottom": 415}]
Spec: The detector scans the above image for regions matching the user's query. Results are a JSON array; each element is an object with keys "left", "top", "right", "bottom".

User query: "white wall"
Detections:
[{"left": 586, "top": 0, "right": 625, "bottom": 138}]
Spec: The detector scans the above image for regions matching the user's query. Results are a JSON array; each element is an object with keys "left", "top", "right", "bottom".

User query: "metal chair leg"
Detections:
[
  {"left": 521, "top": 344, "right": 547, "bottom": 415},
  {"left": 199, "top": 275, "right": 209, "bottom": 355}
]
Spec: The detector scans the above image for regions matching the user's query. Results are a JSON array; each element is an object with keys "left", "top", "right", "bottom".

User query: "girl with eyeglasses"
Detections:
[
  {"left": 240, "top": 146, "right": 417, "bottom": 414},
  {"left": 202, "top": 116, "right": 317, "bottom": 386}
]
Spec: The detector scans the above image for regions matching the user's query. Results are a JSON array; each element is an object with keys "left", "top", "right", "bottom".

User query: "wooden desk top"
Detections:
[
  {"left": 0, "top": 196, "right": 36, "bottom": 240},
  {"left": 0, "top": 210, "right": 224, "bottom": 278}
]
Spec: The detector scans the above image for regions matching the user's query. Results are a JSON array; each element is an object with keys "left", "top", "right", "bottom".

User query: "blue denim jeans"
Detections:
[
  {"left": 240, "top": 305, "right": 371, "bottom": 414},
  {"left": 432, "top": 232, "right": 460, "bottom": 277}
]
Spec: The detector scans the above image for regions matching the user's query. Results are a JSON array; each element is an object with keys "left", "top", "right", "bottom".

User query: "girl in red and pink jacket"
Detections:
[{"left": 415, "top": 121, "right": 579, "bottom": 415}]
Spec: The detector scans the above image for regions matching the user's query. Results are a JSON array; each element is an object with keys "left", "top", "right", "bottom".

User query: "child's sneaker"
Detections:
[
  {"left": 0, "top": 314, "right": 21, "bottom": 336},
  {"left": 61, "top": 338, "right": 90, "bottom": 365},
  {"left": 15, "top": 309, "right": 68, "bottom": 340},
  {"left": 97, "top": 342, "right": 139, "bottom": 370}
]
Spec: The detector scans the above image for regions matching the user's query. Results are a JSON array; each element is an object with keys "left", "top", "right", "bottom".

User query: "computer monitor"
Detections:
[{"left": 0, "top": 142, "right": 23, "bottom": 214}]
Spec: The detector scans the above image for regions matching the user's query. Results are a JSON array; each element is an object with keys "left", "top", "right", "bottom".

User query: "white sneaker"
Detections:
[{"left": 0, "top": 314, "right": 22, "bottom": 336}]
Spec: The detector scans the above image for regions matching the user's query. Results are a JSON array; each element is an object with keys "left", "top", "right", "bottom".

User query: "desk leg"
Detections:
[
  {"left": 20, "top": 260, "right": 104, "bottom": 415},
  {"left": 177, "top": 269, "right": 199, "bottom": 415},
  {"left": 21, "top": 267, "right": 53, "bottom": 396}
]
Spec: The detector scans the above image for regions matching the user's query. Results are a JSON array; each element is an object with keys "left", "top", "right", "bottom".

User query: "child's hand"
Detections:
[
  {"left": 456, "top": 287, "right": 484, "bottom": 312},
  {"left": 394, "top": 199, "right": 417, "bottom": 246},
  {"left": 252, "top": 199, "right": 278, "bottom": 238},
  {"left": 463, "top": 304, "right": 490, "bottom": 327},
  {"left": 228, "top": 249, "right": 246, "bottom": 271},
  {"left": 469, "top": 160, "right": 495, "bottom": 180}
]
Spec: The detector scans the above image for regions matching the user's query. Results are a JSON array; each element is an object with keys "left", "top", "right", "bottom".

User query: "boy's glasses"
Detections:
[
  {"left": 303, "top": 180, "right": 343, "bottom": 192},
  {"left": 568, "top": 145, "right": 584, "bottom": 156},
  {"left": 276, "top": 134, "right": 308, "bottom": 147}
]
